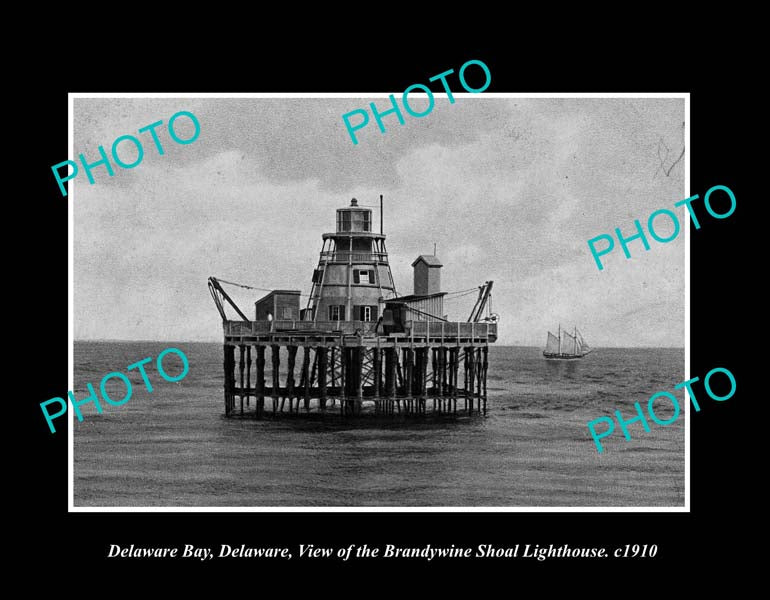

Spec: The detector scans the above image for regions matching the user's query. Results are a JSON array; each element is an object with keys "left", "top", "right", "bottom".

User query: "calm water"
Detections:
[{"left": 73, "top": 342, "right": 685, "bottom": 507}]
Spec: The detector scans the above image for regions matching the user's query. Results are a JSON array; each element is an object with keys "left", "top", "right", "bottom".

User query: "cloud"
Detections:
[{"left": 73, "top": 96, "right": 685, "bottom": 346}]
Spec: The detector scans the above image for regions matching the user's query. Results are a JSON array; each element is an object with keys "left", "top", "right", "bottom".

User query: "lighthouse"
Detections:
[
  {"left": 305, "top": 198, "right": 397, "bottom": 324},
  {"left": 208, "top": 195, "right": 497, "bottom": 419}
]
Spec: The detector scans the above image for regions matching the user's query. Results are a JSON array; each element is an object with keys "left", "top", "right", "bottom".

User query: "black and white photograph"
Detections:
[
  {"left": 71, "top": 94, "right": 687, "bottom": 508},
  {"left": 18, "top": 29, "right": 752, "bottom": 581}
]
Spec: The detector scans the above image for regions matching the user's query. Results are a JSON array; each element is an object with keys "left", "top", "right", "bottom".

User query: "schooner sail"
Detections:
[
  {"left": 545, "top": 331, "right": 561, "bottom": 354},
  {"left": 561, "top": 330, "right": 578, "bottom": 355},
  {"left": 543, "top": 325, "right": 592, "bottom": 359}
]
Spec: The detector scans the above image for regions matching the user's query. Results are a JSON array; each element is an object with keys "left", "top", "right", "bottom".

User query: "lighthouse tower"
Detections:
[{"left": 306, "top": 198, "right": 397, "bottom": 324}]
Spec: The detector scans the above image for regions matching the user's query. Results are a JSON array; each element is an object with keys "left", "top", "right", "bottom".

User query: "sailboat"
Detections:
[{"left": 543, "top": 325, "right": 592, "bottom": 359}]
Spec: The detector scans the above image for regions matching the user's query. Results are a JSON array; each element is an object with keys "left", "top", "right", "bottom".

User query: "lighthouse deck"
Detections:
[{"left": 223, "top": 319, "right": 497, "bottom": 346}]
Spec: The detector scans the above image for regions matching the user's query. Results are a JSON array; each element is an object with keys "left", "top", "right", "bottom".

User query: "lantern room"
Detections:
[{"left": 336, "top": 198, "right": 372, "bottom": 233}]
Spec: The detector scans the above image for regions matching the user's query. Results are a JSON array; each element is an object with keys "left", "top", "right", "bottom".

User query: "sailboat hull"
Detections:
[{"left": 543, "top": 349, "right": 592, "bottom": 360}]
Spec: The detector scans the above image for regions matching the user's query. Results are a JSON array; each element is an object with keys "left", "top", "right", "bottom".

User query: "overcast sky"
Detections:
[{"left": 73, "top": 96, "right": 685, "bottom": 346}]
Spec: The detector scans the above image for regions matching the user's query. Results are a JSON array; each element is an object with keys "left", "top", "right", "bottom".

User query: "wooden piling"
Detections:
[
  {"left": 444, "top": 347, "right": 449, "bottom": 413},
  {"left": 462, "top": 348, "right": 468, "bottom": 411},
  {"left": 302, "top": 347, "right": 311, "bottom": 410},
  {"left": 286, "top": 345, "right": 297, "bottom": 413},
  {"left": 483, "top": 346, "right": 489, "bottom": 414},
  {"left": 340, "top": 346, "right": 347, "bottom": 416},
  {"left": 222, "top": 345, "right": 227, "bottom": 416},
  {"left": 419, "top": 348, "right": 427, "bottom": 414},
  {"left": 440, "top": 348, "right": 447, "bottom": 412},
  {"left": 415, "top": 348, "right": 421, "bottom": 413},
  {"left": 424, "top": 347, "right": 429, "bottom": 414},
  {"left": 238, "top": 345, "right": 245, "bottom": 416},
  {"left": 404, "top": 348, "right": 413, "bottom": 413},
  {"left": 396, "top": 351, "right": 404, "bottom": 396},
  {"left": 256, "top": 346, "right": 265, "bottom": 418},
  {"left": 476, "top": 348, "right": 483, "bottom": 410},
  {"left": 223, "top": 345, "right": 234, "bottom": 416},
  {"left": 310, "top": 348, "right": 318, "bottom": 387},
  {"left": 318, "top": 347, "right": 328, "bottom": 410},
  {"left": 356, "top": 347, "right": 364, "bottom": 415},
  {"left": 385, "top": 347, "right": 395, "bottom": 415},
  {"left": 245, "top": 345, "right": 252, "bottom": 408},
  {"left": 444, "top": 348, "right": 450, "bottom": 413},
  {"left": 271, "top": 344, "right": 280, "bottom": 414},
  {"left": 374, "top": 347, "right": 381, "bottom": 399},
  {"left": 431, "top": 348, "right": 438, "bottom": 396},
  {"left": 467, "top": 347, "right": 475, "bottom": 413},
  {"left": 441, "top": 347, "right": 448, "bottom": 398},
  {"left": 409, "top": 348, "right": 415, "bottom": 413}
]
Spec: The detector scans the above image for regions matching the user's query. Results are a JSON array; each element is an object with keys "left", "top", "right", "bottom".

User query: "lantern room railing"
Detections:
[{"left": 319, "top": 251, "right": 389, "bottom": 263}]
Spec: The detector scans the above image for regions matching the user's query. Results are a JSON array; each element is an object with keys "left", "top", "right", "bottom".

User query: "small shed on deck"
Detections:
[{"left": 255, "top": 290, "right": 301, "bottom": 321}]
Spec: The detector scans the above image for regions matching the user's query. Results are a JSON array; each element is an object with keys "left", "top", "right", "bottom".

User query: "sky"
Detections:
[{"left": 73, "top": 95, "right": 685, "bottom": 346}]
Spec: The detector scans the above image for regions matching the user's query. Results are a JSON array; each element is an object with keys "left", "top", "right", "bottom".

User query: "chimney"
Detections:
[{"left": 411, "top": 254, "right": 443, "bottom": 296}]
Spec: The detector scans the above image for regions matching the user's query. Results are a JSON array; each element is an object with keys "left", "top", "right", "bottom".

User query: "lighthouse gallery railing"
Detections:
[
  {"left": 224, "top": 320, "right": 497, "bottom": 341},
  {"left": 319, "top": 251, "right": 389, "bottom": 263}
]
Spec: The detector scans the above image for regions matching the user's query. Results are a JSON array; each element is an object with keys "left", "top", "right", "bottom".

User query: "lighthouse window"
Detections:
[
  {"left": 353, "top": 269, "right": 376, "bottom": 284},
  {"left": 358, "top": 305, "right": 378, "bottom": 322},
  {"left": 338, "top": 212, "right": 352, "bottom": 232},
  {"left": 328, "top": 305, "right": 345, "bottom": 321},
  {"left": 363, "top": 212, "right": 371, "bottom": 232}
]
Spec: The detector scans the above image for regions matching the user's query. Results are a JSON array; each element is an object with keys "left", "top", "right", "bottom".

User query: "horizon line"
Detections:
[{"left": 72, "top": 339, "right": 685, "bottom": 350}]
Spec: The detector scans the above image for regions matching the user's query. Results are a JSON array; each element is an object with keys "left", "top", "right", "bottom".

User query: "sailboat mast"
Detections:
[{"left": 558, "top": 324, "right": 561, "bottom": 354}]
